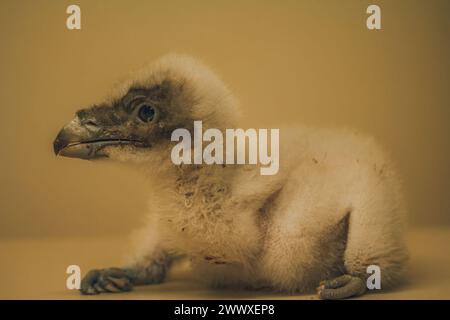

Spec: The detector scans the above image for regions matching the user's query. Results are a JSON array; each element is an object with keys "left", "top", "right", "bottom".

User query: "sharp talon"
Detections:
[
  {"left": 108, "top": 277, "right": 132, "bottom": 291},
  {"left": 82, "top": 286, "right": 98, "bottom": 295},
  {"left": 318, "top": 275, "right": 366, "bottom": 300},
  {"left": 104, "top": 282, "right": 121, "bottom": 293},
  {"left": 94, "top": 283, "right": 105, "bottom": 293},
  {"left": 79, "top": 268, "right": 133, "bottom": 295},
  {"left": 316, "top": 284, "right": 325, "bottom": 293}
]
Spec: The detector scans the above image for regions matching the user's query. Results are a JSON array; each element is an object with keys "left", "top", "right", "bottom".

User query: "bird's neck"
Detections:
[
  {"left": 137, "top": 149, "right": 238, "bottom": 192},
  {"left": 172, "top": 163, "right": 237, "bottom": 189}
]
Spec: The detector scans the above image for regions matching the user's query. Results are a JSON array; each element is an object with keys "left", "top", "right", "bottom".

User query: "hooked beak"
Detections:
[{"left": 53, "top": 117, "right": 146, "bottom": 160}]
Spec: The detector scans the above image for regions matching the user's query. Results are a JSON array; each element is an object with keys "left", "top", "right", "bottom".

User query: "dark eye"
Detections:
[{"left": 138, "top": 104, "right": 156, "bottom": 122}]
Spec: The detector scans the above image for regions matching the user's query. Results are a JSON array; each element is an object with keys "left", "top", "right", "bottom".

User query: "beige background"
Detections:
[
  {"left": 0, "top": 1, "right": 449, "bottom": 236},
  {"left": 0, "top": 0, "right": 450, "bottom": 300}
]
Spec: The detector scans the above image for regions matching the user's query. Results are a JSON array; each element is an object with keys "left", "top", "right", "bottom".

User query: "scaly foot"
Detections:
[
  {"left": 80, "top": 268, "right": 134, "bottom": 295},
  {"left": 317, "top": 274, "right": 366, "bottom": 299}
]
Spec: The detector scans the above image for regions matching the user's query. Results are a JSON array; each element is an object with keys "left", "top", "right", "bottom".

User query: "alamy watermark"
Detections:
[
  {"left": 171, "top": 121, "right": 280, "bottom": 176},
  {"left": 66, "top": 4, "right": 382, "bottom": 31}
]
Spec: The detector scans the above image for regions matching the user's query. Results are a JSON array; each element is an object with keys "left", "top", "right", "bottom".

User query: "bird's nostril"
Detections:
[
  {"left": 85, "top": 120, "right": 98, "bottom": 127},
  {"left": 84, "top": 120, "right": 101, "bottom": 132}
]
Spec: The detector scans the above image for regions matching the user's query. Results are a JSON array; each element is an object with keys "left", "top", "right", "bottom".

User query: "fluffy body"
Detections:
[
  {"left": 121, "top": 125, "right": 408, "bottom": 293},
  {"left": 73, "top": 54, "right": 408, "bottom": 297}
]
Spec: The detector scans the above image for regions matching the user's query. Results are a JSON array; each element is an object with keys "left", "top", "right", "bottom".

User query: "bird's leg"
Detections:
[
  {"left": 80, "top": 251, "right": 171, "bottom": 295},
  {"left": 316, "top": 274, "right": 366, "bottom": 299}
]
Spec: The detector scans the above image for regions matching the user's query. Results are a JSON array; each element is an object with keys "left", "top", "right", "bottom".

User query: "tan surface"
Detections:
[
  {"left": 1, "top": 227, "right": 449, "bottom": 299},
  {"left": 0, "top": 0, "right": 449, "bottom": 301}
]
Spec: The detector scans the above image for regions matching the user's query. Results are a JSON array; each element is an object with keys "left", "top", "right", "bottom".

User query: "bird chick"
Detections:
[{"left": 53, "top": 54, "right": 408, "bottom": 299}]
